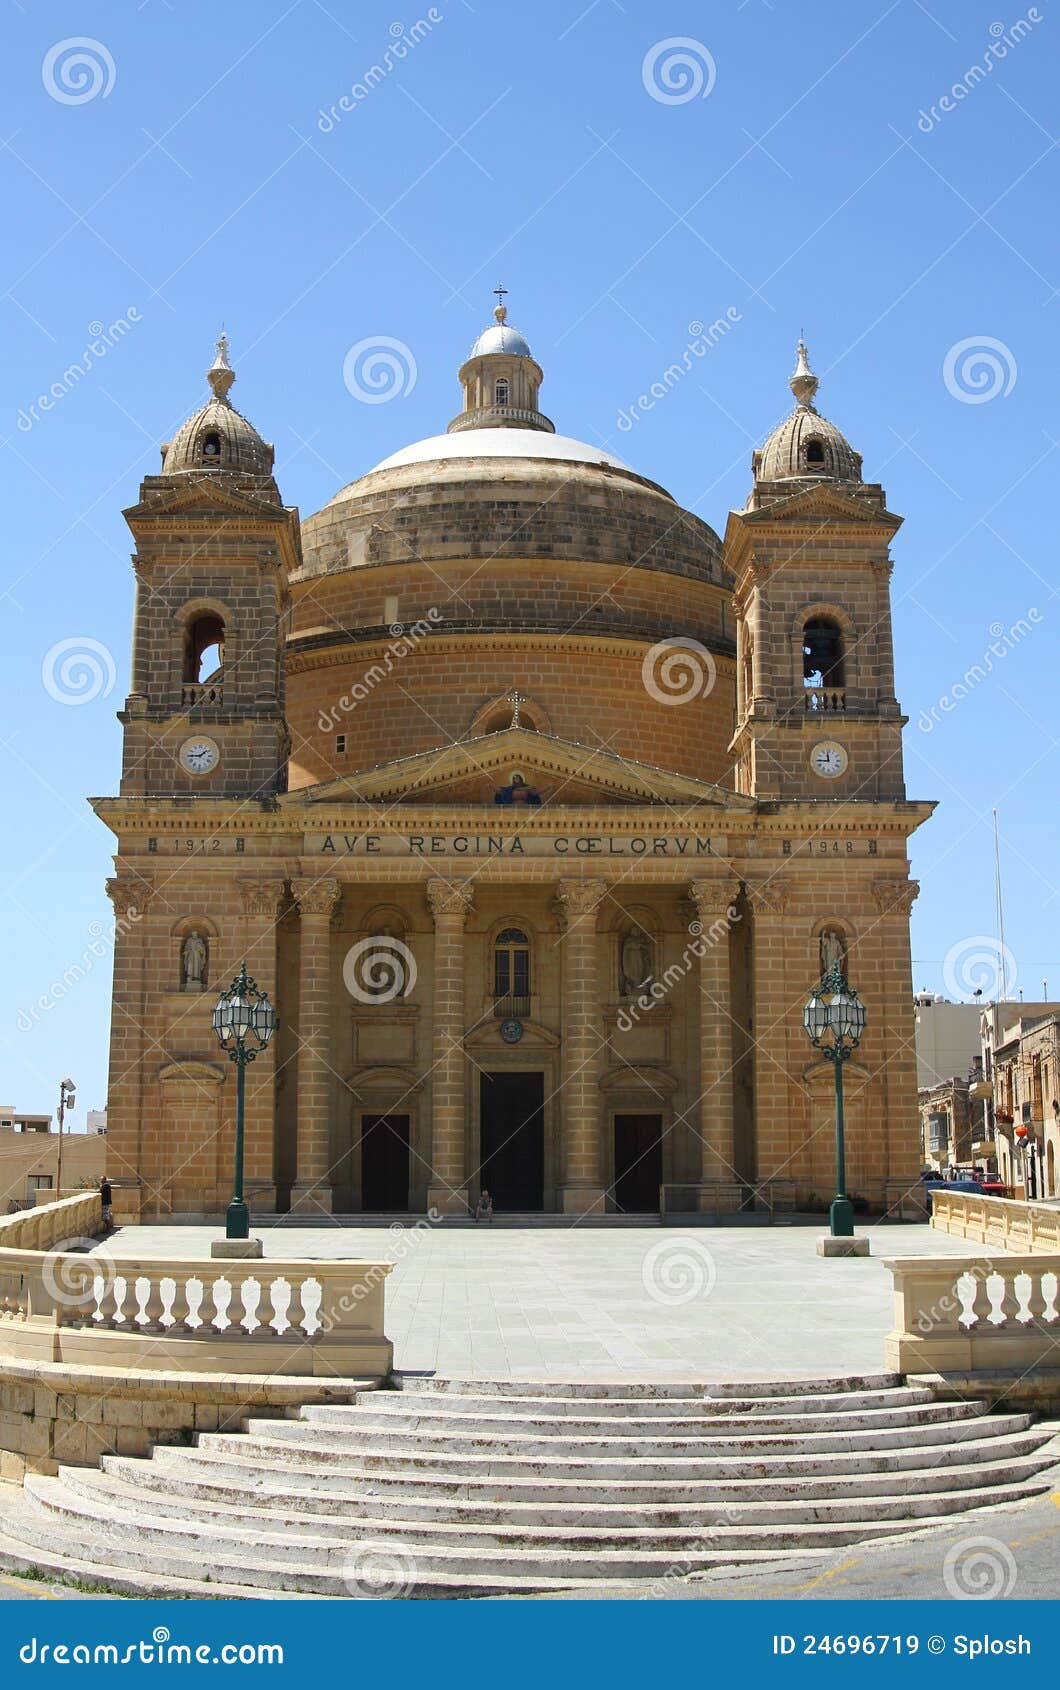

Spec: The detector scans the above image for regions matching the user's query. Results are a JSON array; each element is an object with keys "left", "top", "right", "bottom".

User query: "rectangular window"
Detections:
[
  {"left": 27, "top": 1174, "right": 53, "bottom": 1191},
  {"left": 335, "top": 734, "right": 347, "bottom": 754}
]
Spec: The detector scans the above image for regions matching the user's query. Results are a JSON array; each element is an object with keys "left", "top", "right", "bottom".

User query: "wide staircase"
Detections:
[{"left": 2, "top": 1373, "right": 1058, "bottom": 1598}]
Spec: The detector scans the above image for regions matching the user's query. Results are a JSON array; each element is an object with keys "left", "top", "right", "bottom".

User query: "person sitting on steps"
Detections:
[{"left": 475, "top": 1188, "right": 494, "bottom": 1223}]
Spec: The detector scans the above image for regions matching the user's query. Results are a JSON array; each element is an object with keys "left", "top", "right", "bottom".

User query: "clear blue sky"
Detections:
[{"left": 1, "top": 0, "right": 1057, "bottom": 1120}]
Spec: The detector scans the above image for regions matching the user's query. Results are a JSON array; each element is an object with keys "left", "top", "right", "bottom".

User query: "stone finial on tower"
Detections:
[
  {"left": 207, "top": 332, "right": 235, "bottom": 403},
  {"left": 790, "top": 338, "right": 819, "bottom": 410}
]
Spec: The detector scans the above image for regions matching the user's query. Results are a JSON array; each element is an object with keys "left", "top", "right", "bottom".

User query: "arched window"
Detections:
[
  {"left": 804, "top": 437, "right": 826, "bottom": 467},
  {"left": 201, "top": 431, "right": 222, "bottom": 466},
  {"left": 494, "top": 378, "right": 509, "bottom": 406},
  {"left": 803, "top": 616, "right": 845, "bottom": 690},
  {"left": 493, "top": 927, "right": 531, "bottom": 1014},
  {"left": 183, "top": 613, "right": 226, "bottom": 686}
]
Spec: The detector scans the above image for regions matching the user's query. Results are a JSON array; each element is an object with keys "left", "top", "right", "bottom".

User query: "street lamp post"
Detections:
[
  {"left": 211, "top": 962, "right": 277, "bottom": 1241},
  {"left": 55, "top": 1077, "right": 76, "bottom": 1199},
  {"left": 803, "top": 961, "right": 867, "bottom": 1240}
]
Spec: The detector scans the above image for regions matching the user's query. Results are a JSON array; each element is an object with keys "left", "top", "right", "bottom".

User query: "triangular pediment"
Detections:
[
  {"left": 727, "top": 483, "right": 902, "bottom": 540},
  {"left": 124, "top": 476, "right": 286, "bottom": 524},
  {"left": 285, "top": 728, "right": 754, "bottom": 810}
]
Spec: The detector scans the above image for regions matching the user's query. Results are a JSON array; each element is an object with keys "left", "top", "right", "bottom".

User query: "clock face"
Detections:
[
  {"left": 810, "top": 741, "right": 848, "bottom": 779},
  {"left": 179, "top": 736, "right": 220, "bottom": 776},
  {"left": 500, "top": 1018, "right": 524, "bottom": 1045}
]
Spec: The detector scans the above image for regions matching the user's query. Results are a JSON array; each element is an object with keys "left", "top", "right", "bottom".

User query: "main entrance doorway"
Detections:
[
  {"left": 613, "top": 1114, "right": 663, "bottom": 1212},
  {"left": 360, "top": 1114, "right": 411, "bottom": 1211},
  {"left": 479, "top": 1072, "right": 545, "bottom": 1211}
]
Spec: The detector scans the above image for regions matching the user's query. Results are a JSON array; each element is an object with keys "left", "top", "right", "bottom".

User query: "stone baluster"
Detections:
[
  {"left": 426, "top": 880, "right": 475, "bottom": 1214},
  {"left": 689, "top": 879, "right": 741, "bottom": 1193},
  {"left": 291, "top": 878, "right": 341, "bottom": 1214},
  {"left": 554, "top": 881, "right": 608, "bottom": 1214}
]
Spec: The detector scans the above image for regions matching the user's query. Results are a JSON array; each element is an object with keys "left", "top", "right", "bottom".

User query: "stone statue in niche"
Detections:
[
  {"left": 181, "top": 930, "right": 208, "bottom": 990},
  {"left": 620, "top": 929, "right": 654, "bottom": 997},
  {"left": 819, "top": 927, "right": 847, "bottom": 979}
]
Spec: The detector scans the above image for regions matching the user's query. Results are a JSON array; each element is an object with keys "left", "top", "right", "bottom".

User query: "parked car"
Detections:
[{"left": 921, "top": 1176, "right": 989, "bottom": 1210}]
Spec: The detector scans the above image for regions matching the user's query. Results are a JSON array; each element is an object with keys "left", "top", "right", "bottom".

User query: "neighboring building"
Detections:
[
  {"left": 983, "top": 1008, "right": 1059, "bottom": 1198},
  {"left": 913, "top": 994, "right": 983, "bottom": 1089},
  {"left": 91, "top": 314, "right": 934, "bottom": 1221},
  {"left": 0, "top": 1132, "right": 105, "bottom": 1211},
  {"left": 0, "top": 1106, "right": 52, "bottom": 1133},
  {"left": 917, "top": 1076, "right": 986, "bottom": 1174},
  {"left": 86, "top": 1109, "right": 107, "bottom": 1136}
]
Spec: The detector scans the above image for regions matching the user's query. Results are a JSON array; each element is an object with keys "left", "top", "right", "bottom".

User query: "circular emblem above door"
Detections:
[{"left": 500, "top": 1018, "right": 524, "bottom": 1045}]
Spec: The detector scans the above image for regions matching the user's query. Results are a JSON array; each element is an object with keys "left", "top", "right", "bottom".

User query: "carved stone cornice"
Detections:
[
  {"left": 106, "top": 877, "right": 151, "bottom": 919},
  {"left": 689, "top": 878, "right": 741, "bottom": 920},
  {"left": 746, "top": 878, "right": 792, "bottom": 918},
  {"left": 872, "top": 877, "right": 919, "bottom": 917},
  {"left": 425, "top": 879, "right": 475, "bottom": 922},
  {"left": 291, "top": 877, "right": 341, "bottom": 919},
  {"left": 554, "top": 880, "right": 609, "bottom": 928},
  {"left": 240, "top": 878, "right": 287, "bottom": 921}
]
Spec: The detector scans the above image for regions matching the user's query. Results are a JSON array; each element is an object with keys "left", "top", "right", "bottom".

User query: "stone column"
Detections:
[
  {"left": 746, "top": 879, "right": 793, "bottom": 1197},
  {"left": 555, "top": 880, "right": 608, "bottom": 1214},
  {"left": 690, "top": 878, "right": 740, "bottom": 1198},
  {"left": 239, "top": 878, "right": 287, "bottom": 1213},
  {"left": 290, "top": 877, "right": 340, "bottom": 1214},
  {"left": 104, "top": 877, "right": 152, "bottom": 1222},
  {"left": 426, "top": 879, "right": 474, "bottom": 1215}
]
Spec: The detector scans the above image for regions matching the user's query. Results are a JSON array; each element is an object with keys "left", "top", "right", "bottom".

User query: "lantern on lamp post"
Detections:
[
  {"left": 211, "top": 962, "right": 277, "bottom": 1240},
  {"left": 803, "top": 961, "right": 867, "bottom": 1238}
]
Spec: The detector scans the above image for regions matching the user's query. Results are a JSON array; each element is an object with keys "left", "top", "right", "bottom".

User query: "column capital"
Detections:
[
  {"left": 240, "top": 878, "right": 287, "bottom": 921},
  {"left": 291, "top": 877, "right": 341, "bottom": 919},
  {"left": 554, "top": 879, "right": 608, "bottom": 927},
  {"left": 746, "top": 877, "right": 792, "bottom": 917},
  {"left": 689, "top": 877, "right": 741, "bottom": 920},
  {"left": 106, "top": 876, "right": 151, "bottom": 919},
  {"left": 872, "top": 876, "right": 919, "bottom": 916},
  {"left": 426, "top": 879, "right": 475, "bottom": 922}
]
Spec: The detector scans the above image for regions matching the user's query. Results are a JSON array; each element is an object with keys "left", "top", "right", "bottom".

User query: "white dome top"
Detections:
[
  {"left": 366, "top": 428, "right": 634, "bottom": 476},
  {"left": 468, "top": 321, "right": 533, "bottom": 359}
]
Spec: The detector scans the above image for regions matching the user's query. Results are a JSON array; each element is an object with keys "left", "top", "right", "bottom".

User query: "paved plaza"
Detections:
[{"left": 96, "top": 1221, "right": 982, "bottom": 1382}]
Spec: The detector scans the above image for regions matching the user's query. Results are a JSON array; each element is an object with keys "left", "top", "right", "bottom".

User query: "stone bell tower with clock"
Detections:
[
  {"left": 118, "top": 336, "right": 299, "bottom": 800},
  {"left": 727, "top": 342, "right": 906, "bottom": 804}
]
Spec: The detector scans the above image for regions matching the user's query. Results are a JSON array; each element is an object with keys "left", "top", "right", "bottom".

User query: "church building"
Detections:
[{"left": 94, "top": 303, "right": 933, "bottom": 1221}]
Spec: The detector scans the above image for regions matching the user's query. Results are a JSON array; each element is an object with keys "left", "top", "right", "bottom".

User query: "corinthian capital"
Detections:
[
  {"left": 689, "top": 877, "right": 740, "bottom": 920},
  {"left": 746, "top": 877, "right": 792, "bottom": 918},
  {"left": 872, "top": 877, "right": 919, "bottom": 916},
  {"left": 554, "top": 880, "right": 608, "bottom": 928},
  {"left": 240, "top": 878, "right": 287, "bottom": 921},
  {"left": 106, "top": 876, "right": 151, "bottom": 919},
  {"left": 291, "top": 877, "right": 341, "bottom": 919},
  {"left": 426, "top": 879, "right": 475, "bottom": 922}
]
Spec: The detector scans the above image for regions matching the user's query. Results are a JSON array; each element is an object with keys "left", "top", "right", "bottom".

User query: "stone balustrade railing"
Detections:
[
  {"left": 930, "top": 1189, "right": 1060, "bottom": 1254},
  {"left": 0, "top": 1195, "right": 392, "bottom": 1380},
  {"left": 885, "top": 1253, "right": 1060, "bottom": 1375}
]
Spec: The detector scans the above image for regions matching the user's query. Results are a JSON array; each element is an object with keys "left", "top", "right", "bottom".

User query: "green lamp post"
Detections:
[
  {"left": 211, "top": 962, "right": 277, "bottom": 1240},
  {"left": 803, "top": 961, "right": 867, "bottom": 1237}
]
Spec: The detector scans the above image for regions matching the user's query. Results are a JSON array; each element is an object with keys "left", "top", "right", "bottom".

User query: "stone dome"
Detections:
[
  {"left": 752, "top": 340, "right": 862, "bottom": 485},
  {"left": 160, "top": 335, "right": 275, "bottom": 478}
]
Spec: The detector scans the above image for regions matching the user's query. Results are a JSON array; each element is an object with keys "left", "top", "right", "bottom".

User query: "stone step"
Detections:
[
  {"left": 185, "top": 1414, "right": 1045, "bottom": 1486},
  {"left": 299, "top": 1398, "right": 980, "bottom": 1440},
  {"left": 23, "top": 1472, "right": 1004, "bottom": 1579},
  {"left": 117, "top": 1432, "right": 1060, "bottom": 1514},
  {"left": 80, "top": 1455, "right": 1060, "bottom": 1537},
  {"left": 356, "top": 1385, "right": 937, "bottom": 1419},
  {"left": 409, "top": 1372, "right": 903, "bottom": 1398}
]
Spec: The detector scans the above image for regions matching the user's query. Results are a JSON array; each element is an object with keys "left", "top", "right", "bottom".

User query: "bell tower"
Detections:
[
  {"left": 726, "top": 342, "right": 905, "bottom": 802},
  {"left": 119, "top": 337, "right": 300, "bottom": 799}
]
